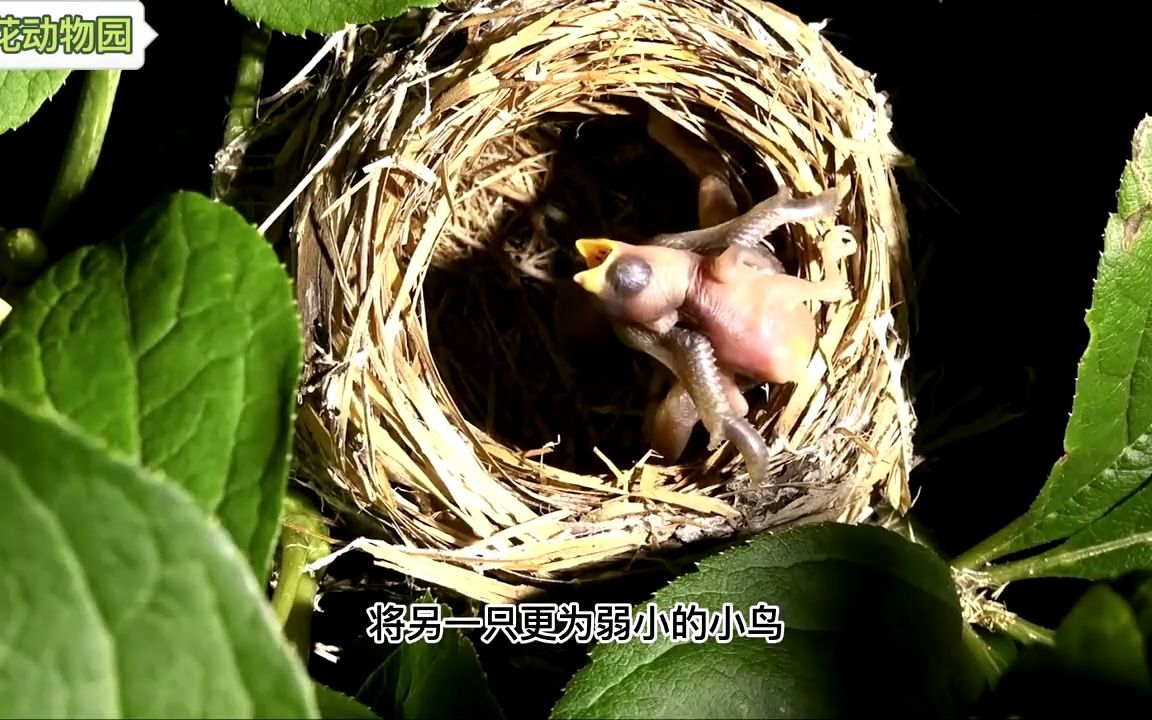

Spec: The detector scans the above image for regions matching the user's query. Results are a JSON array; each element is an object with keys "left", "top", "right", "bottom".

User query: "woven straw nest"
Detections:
[{"left": 241, "top": 0, "right": 916, "bottom": 603}]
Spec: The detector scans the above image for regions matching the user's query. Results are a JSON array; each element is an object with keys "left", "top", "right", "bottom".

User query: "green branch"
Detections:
[
  {"left": 41, "top": 70, "right": 121, "bottom": 232},
  {"left": 952, "top": 514, "right": 1031, "bottom": 571},
  {"left": 981, "top": 529, "right": 1152, "bottom": 586},
  {"left": 223, "top": 24, "right": 272, "bottom": 147},
  {"left": 998, "top": 613, "right": 1055, "bottom": 646}
]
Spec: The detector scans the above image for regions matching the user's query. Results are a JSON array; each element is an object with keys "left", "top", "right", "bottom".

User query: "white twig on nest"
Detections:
[
  {"left": 258, "top": 115, "right": 365, "bottom": 234},
  {"left": 261, "top": 30, "right": 348, "bottom": 108}
]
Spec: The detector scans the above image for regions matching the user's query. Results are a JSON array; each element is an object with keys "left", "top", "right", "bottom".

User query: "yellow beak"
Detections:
[
  {"left": 573, "top": 238, "right": 620, "bottom": 296},
  {"left": 575, "top": 238, "right": 619, "bottom": 268}
]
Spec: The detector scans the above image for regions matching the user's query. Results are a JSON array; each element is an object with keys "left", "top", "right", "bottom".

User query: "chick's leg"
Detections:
[
  {"left": 618, "top": 322, "right": 770, "bottom": 484},
  {"left": 644, "top": 382, "right": 697, "bottom": 462},
  {"left": 664, "top": 327, "right": 771, "bottom": 485},
  {"left": 698, "top": 176, "right": 740, "bottom": 229},
  {"left": 761, "top": 273, "right": 852, "bottom": 307},
  {"left": 616, "top": 323, "right": 728, "bottom": 442},
  {"left": 660, "top": 327, "right": 742, "bottom": 445},
  {"left": 613, "top": 322, "right": 692, "bottom": 457},
  {"left": 708, "top": 245, "right": 851, "bottom": 313},
  {"left": 710, "top": 244, "right": 785, "bottom": 283},
  {"left": 652, "top": 187, "right": 841, "bottom": 252},
  {"left": 722, "top": 187, "right": 839, "bottom": 248},
  {"left": 611, "top": 322, "right": 688, "bottom": 458},
  {"left": 645, "top": 376, "right": 749, "bottom": 462}
]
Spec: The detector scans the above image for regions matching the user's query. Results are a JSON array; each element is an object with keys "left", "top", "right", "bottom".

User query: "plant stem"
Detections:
[
  {"left": 41, "top": 70, "right": 121, "bottom": 233},
  {"left": 270, "top": 489, "right": 331, "bottom": 664},
  {"left": 223, "top": 24, "right": 272, "bottom": 147},
  {"left": 952, "top": 514, "right": 1030, "bottom": 571},
  {"left": 998, "top": 613, "right": 1055, "bottom": 646}
]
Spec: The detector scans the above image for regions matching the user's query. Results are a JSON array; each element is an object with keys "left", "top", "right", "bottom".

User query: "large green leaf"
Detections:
[
  {"left": 0, "top": 393, "right": 318, "bottom": 718},
  {"left": 990, "top": 116, "right": 1152, "bottom": 558},
  {"left": 0, "top": 70, "right": 70, "bottom": 133},
  {"left": 552, "top": 523, "right": 983, "bottom": 719},
  {"left": 357, "top": 596, "right": 505, "bottom": 720},
  {"left": 1126, "top": 571, "right": 1152, "bottom": 638},
  {"left": 228, "top": 0, "right": 440, "bottom": 35},
  {"left": 1054, "top": 584, "right": 1151, "bottom": 691},
  {"left": 981, "top": 584, "right": 1152, "bottom": 715},
  {"left": 964, "top": 626, "right": 1017, "bottom": 690},
  {"left": 0, "top": 191, "right": 302, "bottom": 579}
]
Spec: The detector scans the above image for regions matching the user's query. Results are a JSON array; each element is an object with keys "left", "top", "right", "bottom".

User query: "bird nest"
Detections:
[{"left": 225, "top": 0, "right": 915, "bottom": 603}]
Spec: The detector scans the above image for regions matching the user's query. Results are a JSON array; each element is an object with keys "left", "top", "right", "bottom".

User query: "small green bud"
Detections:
[{"left": 0, "top": 227, "right": 49, "bottom": 283}]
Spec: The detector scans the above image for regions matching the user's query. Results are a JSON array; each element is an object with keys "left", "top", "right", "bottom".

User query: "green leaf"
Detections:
[
  {"left": 0, "top": 393, "right": 318, "bottom": 718},
  {"left": 990, "top": 116, "right": 1152, "bottom": 558},
  {"left": 316, "top": 684, "right": 381, "bottom": 719},
  {"left": 1125, "top": 572, "right": 1152, "bottom": 638},
  {"left": 228, "top": 0, "right": 441, "bottom": 35},
  {"left": 0, "top": 191, "right": 302, "bottom": 579},
  {"left": 0, "top": 70, "right": 70, "bottom": 133},
  {"left": 995, "top": 482, "right": 1152, "bottom": 581},
  {"left": 982, "top": 433, "right": 1152, "bottom": 582},
  {"left": 963, "top": 625, "right": 1017, "bottom": 691},
  {"left": 979, "top": 630, "right": 1019, "bottom": 673},
  {"left": 357, "top": 597, "right": 505, "bottom": 720},
  {"left": 552, "top": 523, "right": 983, "bottom": 719},
  {"left": 981, "top": 585, "right": 1152, "bottom": 715},
  {"left": 1054, "top": 584, "right": 1151, "bottom": 691}
]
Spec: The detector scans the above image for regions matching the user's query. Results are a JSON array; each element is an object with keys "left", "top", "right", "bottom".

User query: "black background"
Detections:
[{"left": 2, "top": 0, "right": 1148, "bottom": 714}]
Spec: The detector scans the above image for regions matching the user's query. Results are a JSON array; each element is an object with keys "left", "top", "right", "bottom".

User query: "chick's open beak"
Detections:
[
  {"left": 573, "top": 238, "right": 620, "bottom": 296},
  {"left": 575, "top": 238, "right": 619, "bottom": 268}
]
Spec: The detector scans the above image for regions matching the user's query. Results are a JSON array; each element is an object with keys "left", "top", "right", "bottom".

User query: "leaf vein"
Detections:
[{"left": 116, "top": 245, "right": 143, "bottom": 460}]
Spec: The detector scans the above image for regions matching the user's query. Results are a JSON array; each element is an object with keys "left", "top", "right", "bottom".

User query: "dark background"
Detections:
[{"left": 2, "top": 0, "right": 1147, "bottom": 713}]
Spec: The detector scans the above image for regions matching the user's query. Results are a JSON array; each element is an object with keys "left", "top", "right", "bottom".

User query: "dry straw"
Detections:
[{"left": 234, "top": 0, "right": 916, "bottom": 603}]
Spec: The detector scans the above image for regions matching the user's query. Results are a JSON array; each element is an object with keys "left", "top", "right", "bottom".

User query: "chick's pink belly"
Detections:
[{"left": 697, "top": 308, "right": 813, "bottom": 384}]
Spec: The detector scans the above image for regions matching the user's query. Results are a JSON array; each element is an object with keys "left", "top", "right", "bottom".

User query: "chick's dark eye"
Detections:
[{"left": 607, "top": 256, "right": 652, "bottom": 297}]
